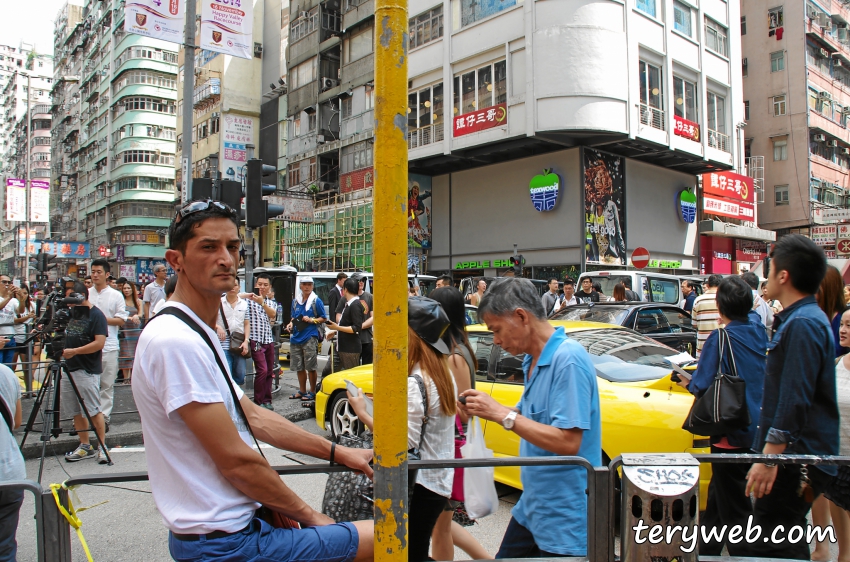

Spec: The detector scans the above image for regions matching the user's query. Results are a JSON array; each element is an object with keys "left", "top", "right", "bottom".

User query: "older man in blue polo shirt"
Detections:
[{"left": 460, "top": 277, "right": 601, "bottom": 558}]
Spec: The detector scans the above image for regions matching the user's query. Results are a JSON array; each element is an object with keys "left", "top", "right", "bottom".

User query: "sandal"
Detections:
[
  {"left": 289, "top": 391, "right": 308, "bottom": 400},
  {"left": 301, "top": 392, "right": 315, "bottom": 401}
]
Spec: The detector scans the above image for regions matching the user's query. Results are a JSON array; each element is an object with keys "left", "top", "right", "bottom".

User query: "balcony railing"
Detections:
[
  {"left": 407, "top": 123, "right": 445, "bottom": 149},
  {"left": 708, "top": 129, "right": 731, "bottom": 153},
  {"left": 638, "top": 103, "right": 665, "bottom": 131}
]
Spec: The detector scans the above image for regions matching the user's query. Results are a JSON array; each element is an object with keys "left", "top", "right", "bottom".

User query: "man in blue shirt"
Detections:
[
  {"left": 746, "top": 234, "right": 839, "bottom": 561},
  {"left": 681, "top": 279, "right": 696, "bottom": 313},
  {"left": 285, "top": 277, "right": 327, "bottom": 401},
  {"left": 460, "top": 278, "right": 601, "bottom": 558},
  {"left": 684, "top": 276, "right": 766, "bottom": 557}
]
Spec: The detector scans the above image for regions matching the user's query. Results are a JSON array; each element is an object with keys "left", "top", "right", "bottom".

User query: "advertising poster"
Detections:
[
  {"left": 583, "top": 148, "right": 626, "bottom": 265},
  {"left": 6, "top": 179, "right": 25, "bottom": 221},
  {"left": 200, "top": 0, "right": 253, "bottom": 60},
  {"left": 408, "top": 174, "right": 432, "bottom": 250},
  {"left": 136, "top": 259, "right": 175, "bottom": 284},
  {"left": 30, "top": 179, "right": 49, "bottom": 223},
  {"left": 703, "top": 196, "right": 755, "bottom": 221},
  {"left": 222, "top": 114, "right": 252, "bottom": 182},
  {"left": 453, "top": 104, "right": 507, "bottom": 137},
  {"left": 266, "top": 195, "right": 315, "bottom": 223},
  {"left": 812, "top": 225, "right": 837, "bottom": 246},
  {"left": 124, "top": 0, "right": 185, "bottom": 44}
]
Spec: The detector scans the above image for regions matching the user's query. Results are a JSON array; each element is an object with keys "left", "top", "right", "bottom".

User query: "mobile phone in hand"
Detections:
[{"left": 253, "top": 288, "right": 261, "bottom": 296}]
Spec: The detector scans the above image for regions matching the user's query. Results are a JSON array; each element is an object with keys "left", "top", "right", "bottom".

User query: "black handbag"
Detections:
[
  {"left": 321, "top": 433, "right": 374, "bottom": 522},
  {"left": 682, "top": 328, "right": 750, "bottom": 437}
]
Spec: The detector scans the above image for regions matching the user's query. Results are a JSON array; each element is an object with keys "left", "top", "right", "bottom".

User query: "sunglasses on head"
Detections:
[{"left": 174, "top": 199, "right": 237, "bottom": 225}]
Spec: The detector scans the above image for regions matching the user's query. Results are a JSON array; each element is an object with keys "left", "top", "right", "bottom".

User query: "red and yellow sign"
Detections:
[
  {"left": 453, "top": 103, "right": 507, "bottom": 137},
  {"left": 703, "top": 196, "right": 755, "bottom": 221},
  {"left": 702, "top": 170, "right": 755, "bottom": 204},
  {"left": 674, "top": 115, "right": 700, "bottom": 142}
]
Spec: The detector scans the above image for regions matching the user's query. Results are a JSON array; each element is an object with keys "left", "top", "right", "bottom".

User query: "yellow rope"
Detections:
[{"left": 50, "top": 482, "right": 95, "bottom": 562}]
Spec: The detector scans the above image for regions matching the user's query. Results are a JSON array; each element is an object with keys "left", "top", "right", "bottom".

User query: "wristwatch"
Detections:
[{"left": 502, "top": 411, "right": 518, "bottom": 431}]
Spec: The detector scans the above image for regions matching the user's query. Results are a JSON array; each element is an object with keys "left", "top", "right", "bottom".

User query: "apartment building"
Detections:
[
  {"left": 50, "top": 0, "right": 178, "bottom": 279},
  {"left": 281, "top": 0, "right": 763, "bottom": 276},
  {"left": 742, "top": 0, "right": 850, "bottom": 254}
]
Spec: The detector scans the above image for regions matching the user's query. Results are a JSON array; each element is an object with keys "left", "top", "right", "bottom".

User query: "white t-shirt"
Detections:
[
  {"left": 0, "top": 363, "right": 24, "bottom": 480},
  {"left": 408, "top": 364, "right": 455, "bottom": 498},
  {"left": 88, "top": 286, "right": 128, "bottom": 352},
  {"left": 14, "top": 301, "right": 35, "bottom": 338},
  {"left": 132, "top": 302, "right": 259, "bottom": 534},
  {"left": 0, "top": 298, "right": 19, "bottom": 337}
]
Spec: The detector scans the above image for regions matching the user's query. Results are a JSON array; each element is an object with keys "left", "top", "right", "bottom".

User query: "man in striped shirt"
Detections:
[{"left": 691, "top": 274, "right": 723, "bottom": 358}]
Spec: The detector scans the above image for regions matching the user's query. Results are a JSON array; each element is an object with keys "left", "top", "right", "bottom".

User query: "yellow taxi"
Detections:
[{"left": 315, "top": 321, "right": 710, "bottom": 504}]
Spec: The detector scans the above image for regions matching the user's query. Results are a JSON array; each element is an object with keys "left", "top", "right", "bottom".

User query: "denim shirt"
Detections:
[
  {"left": 688, "top": 312, "right": 767, "bottom": 448},
  {"left": 753, "top": 296, "right": 839, "bottom": 474}
]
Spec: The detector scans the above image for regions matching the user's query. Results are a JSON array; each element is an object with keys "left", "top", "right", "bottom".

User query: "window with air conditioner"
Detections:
[
  {"left": 673, "top": 76, "right": 698, "bottom": 121},
  {"left": 771, "top": 50, "right": 785, "bottom": 72},
  {"left": 674, "top": 1, "right": 693, "bottom": 36},
  {"left": 775, "top": 184, "right": 790, "bottom": 206},
  {"left": 773, "top": 94, "right": 787, "bottom": 116},
  {"left": 452, "top": 60, "right": 507, "bottom": 116},
  {"left": 773, "top": 138, "right": 788, "bottom": 160}
]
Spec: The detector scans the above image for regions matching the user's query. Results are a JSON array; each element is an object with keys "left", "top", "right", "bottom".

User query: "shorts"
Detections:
[
  {"left": 61, "top": 369, "right": 102, "bottom": 418},
  {"left": 291, "top": 339, "right": 319, "bottom": 372},
  {"left": 168, "top": 516, "right": 359, "bottom": 562}
]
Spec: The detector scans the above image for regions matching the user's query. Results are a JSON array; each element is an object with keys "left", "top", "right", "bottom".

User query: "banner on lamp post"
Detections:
[
  {"left": 124, "top": 0, "right": 185, "bottom": 44},
  {"left": 6, "top": 179, "right": 25, "bottom": 221},
  {"left": 200, "top": 0, "right": 253, "bottom": 60},
  {"left": 30, "top": 179, "right": 49, "bottom": 223}
]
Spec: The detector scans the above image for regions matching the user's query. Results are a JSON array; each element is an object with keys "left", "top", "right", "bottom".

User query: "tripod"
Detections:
[{"left": 19, "top": 357, "right": 113, "bottom": 483}]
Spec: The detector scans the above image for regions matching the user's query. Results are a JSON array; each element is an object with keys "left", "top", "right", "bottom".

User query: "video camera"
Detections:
[{"left": 38, "top": 276, "right": 86, "bottom": 360}]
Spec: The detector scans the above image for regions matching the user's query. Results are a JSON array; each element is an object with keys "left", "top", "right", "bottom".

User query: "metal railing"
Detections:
[
  {"left": 708, "top": 129, "right": 731, "bottom": 152},
  {"left": 638, "top": 103, "right": 665, "bottom": 131},
  {"left": 407, "top": 123, "right": 445, "bottom": 149}
]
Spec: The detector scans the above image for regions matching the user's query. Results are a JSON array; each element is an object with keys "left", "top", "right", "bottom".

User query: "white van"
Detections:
[{"left": 577, "top": 271, "right": 684, "bottom": 304}]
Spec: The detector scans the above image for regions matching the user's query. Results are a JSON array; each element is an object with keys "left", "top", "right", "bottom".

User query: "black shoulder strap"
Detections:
[
  {"left": 155, "top": 307, "right": 267, "bottom": 460},
  {"left": 0, "top": 392, "right": 13, "bottom": 434},
  {"left": 219, "top": 303, "right": 231, "bottom": 337},
  {"left": 409, "top": 373, "right": 428, "bottom": 451}
]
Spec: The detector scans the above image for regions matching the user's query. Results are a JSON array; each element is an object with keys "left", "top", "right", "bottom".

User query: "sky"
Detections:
[{"left": 0, "top": 0, "right": 73, "bottom": 55}]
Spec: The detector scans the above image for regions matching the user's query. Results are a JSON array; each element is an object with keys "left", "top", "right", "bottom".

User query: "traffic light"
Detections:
[
  {"left": 35, "top": 251, "right": 57, "bottom": 274},
  {"left": 192, "top": 177, "right": 214, "bottom": 200},
  {"left": 192, "top": 177, "right": 244, "bottom": 219},
  {"left": 245, "top": 158, "right": 284, "bottom": 229},
  {"left": 510, "top": 255, "right": 524, "bottom": 277}
]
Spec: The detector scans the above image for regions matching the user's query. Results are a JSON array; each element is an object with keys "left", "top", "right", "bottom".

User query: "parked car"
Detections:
[
  {"left": 550, "top": 302, "right": 697, "bottom": 355},
  {"left": 314, "top": 320, "right": 709, "bottom": 505},
  {"left": 577, "top": 271, "right": 687, "bottom": 304}
]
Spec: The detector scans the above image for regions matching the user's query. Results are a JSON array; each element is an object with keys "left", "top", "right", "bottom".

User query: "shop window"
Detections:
[
  {"left": 771, "top": 51, "right": 785, "bottom": 72},
  {"left": 637, "top": 0, "right": 656, "bottom": 17},
  {"left": 673, "top": 2, "right": 693, "bottom": 37},
  {"left": 773, "top": 94, "right": 787, "bottom": 116},
  {"left": 705, "top": 18, "right": 728, "bottom": 56},
  {"left": 673, "top": 76, "right": 698, "bottom": 121},
  {"left": 452, "top": 60, "right": 507, "bottom": 116},
  {"left": 409, "top": 5, "right": 443, "bottom": 49},
  {"left": 775, "top": 184, "right": 790, "bottom": 206}
]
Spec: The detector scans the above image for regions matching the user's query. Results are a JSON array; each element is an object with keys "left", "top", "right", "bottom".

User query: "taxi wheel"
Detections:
[{"left": 329, "top": 391, "right": 364, "bottom": 439}]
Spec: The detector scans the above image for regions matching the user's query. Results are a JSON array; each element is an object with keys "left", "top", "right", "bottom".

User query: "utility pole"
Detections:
[
  {"left": 24, "top": 72, "right": 31, "bottom": 284},
  {"left": 244, "top": 144, "right": 255, "bottom": 291},
  {"left": 181, "top": 0, "right": 197, "bottom": 203},
  {"left": 372, "top": 0, "right": 409, "bottom": 557}
]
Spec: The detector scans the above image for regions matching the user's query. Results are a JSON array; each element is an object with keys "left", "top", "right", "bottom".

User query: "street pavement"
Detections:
[{"left": 13, "top": 417, "right": 519, "bottom": 562}]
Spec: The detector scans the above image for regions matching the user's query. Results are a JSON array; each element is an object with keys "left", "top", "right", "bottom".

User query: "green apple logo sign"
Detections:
[
  {"left": 529, "top": 169, "right": 560, "bottom": 212},
  {"left": 678, "top": 189, "right": 697, "bottom": 223}
]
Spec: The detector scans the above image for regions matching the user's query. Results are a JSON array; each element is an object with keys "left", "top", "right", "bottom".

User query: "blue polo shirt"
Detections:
[
  {"left": 512, "top": 327, "right": 602, "bottom": 556},
  {"left": 290, "top": 298, "right": 328, "bottom": 345}
]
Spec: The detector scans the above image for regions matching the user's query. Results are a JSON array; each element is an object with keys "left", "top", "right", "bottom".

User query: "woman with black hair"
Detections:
[{"left": 428, "top": 287, "right": 492, "bottom": 560}]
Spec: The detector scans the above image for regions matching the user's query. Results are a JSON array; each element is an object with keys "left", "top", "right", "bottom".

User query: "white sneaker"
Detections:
[{"left": 96, "top": 446, "right": 111, "bottom": 465}]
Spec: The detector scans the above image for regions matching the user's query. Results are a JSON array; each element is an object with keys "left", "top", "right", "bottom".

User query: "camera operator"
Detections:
[
  {"left": 0, "top": 274, "right": 25, "bottom": 368},
  {"left": 61, "top": 281, "right": 110, "bottom": 464}
]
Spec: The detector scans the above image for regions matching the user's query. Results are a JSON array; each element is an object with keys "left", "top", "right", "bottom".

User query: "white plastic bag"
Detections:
[{"left": 459, "top": 417, "right": 500, "bottom": 519}]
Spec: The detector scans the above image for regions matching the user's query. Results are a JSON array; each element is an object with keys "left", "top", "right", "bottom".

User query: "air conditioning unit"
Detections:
[
  {"left": 837, "top": 59, "right": 845, "bottom": 68},
  {"left": 254, "top": 42, "right": 263, "bottom": 57},
  {"left": 821, "top": 90, "right": 833, "bottom": 100},
  {"left": 212, "top": 111, "right": 220, "bottom": 118},
  {"left": 318, "top": 181, "right": 337, "bottom": 192},
  {"left": 818, "top": 13, "right": 833, "bottom": 28},
  {"left": 843, "top": 148, "right": 850, "bottom": 155},
  {"left": 816, "top": 133, "right": 827, "bottom": 142},
  {"left": 743, "top": 57, "right": 748, "bottom": 66},
  {"left": 321, "top": 77, "right": 339, "bottom": 91},
  {"left": 300, "top": 11, "right": 308, "bottom": 18},
  {"left": 829, "top": 139, "right": 840, "bottom": 147},
  {"left": 808, "top": 6, "right": 820, "bottom": 18},
  {"left": 821, "top": 47, "right": 831, "bottom": 58}
]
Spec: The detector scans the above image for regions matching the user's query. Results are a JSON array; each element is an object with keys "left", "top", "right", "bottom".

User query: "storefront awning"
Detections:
[{"left": 699, "top": 220, "right": 776, "bottom": 243}]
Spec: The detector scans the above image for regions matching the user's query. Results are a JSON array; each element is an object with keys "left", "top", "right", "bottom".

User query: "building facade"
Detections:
[
  {"left": 742, "top": 0, "right": 850, "bottom": 247},
  {"left": 50, "top": 0, "right": 178, "bottom": 281},
  {"left": 281, "top": 0, "right": 751, "bottom": 275}
]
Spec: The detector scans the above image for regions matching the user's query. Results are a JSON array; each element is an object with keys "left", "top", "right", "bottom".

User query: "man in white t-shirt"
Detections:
[
  {"left": 88, "top": 259, "right": 128, "bottom": 426},
  {"left": 0, "top": 274, "right": 23, "bottom": 368},
  {"left": 134, "top": 200, "right": 374, "bottom": 561},
  {"left": 143, "top": 263, "right": 168, "bottom": 319}
]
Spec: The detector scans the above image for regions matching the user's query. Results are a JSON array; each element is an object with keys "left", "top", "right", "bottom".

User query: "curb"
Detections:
[{"left": 20, "top": 408, "right": 317, "bottom": 461}]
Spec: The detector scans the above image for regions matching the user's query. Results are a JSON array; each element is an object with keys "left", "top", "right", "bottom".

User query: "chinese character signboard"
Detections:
[
  {"left": 30, "top": 179, "right": 49, "bottom": 223},
  {"left": 702, "top": 170, "right": 755, "bottom": 204},
  {"left": 408, "top": 174, "right": 432, "bottom": 249},
  {"left": 703, "top": 196, "right": 755, "bottom": 221},
  {"left": 265, "top": 195, "right": 315, "bottom": 223},
  {"left": 837, "top": 225, "right": 850, "bottom": 256},
  {"left": 584, "top": 148, "right": 626, "bottom": 265},
  {"left": 222, "top": 114, "right": 252, "bottom": 182},
  {"left": 813, "top": 207, "right": 850, "bottom": 224},
  {"left": 736, "top": 240, "right": 768, "bottom": 262},
  {"left": 124, "top": 0, "right": 185, "bottom": 44},
  {"left": 137, "top": 259, "right": 175, "bottom": 284},
  {"left": 453, "top": 103, "right": 507, "bottom": 137},
  {"left": 18, "top": 240, "right": 90, "bottom": 258},
  {"left": 6, "top": 179, "right": 25, "bottom": 221},
  {"left": 119, "top": 265, "right": 136, "bottom": 279},
  {"left": 674, "top": 115, "right": 700, "bottom": 142},
  {"left": 812, "top": 225, "right": 837, "bottom": 246},
  {"left": 200, "top": 0, "right": 253, "bottom": 60}
]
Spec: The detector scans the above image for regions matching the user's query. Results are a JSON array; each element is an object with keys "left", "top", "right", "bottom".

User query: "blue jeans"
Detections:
[
  {"left": 168, "top": 517, "right": 359, "bottom": 562},
  {"left": 496, "top": 517, "right": 569, "bottom": 559},
  {"left": 0, "top": 336, "right": 16, "bottom": 369},
  {"left": 0, "top": 489, "right": 23, "bottom": 562},
  {"left": 223, "top": 350, "right": 246, "bottom": 385}
]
